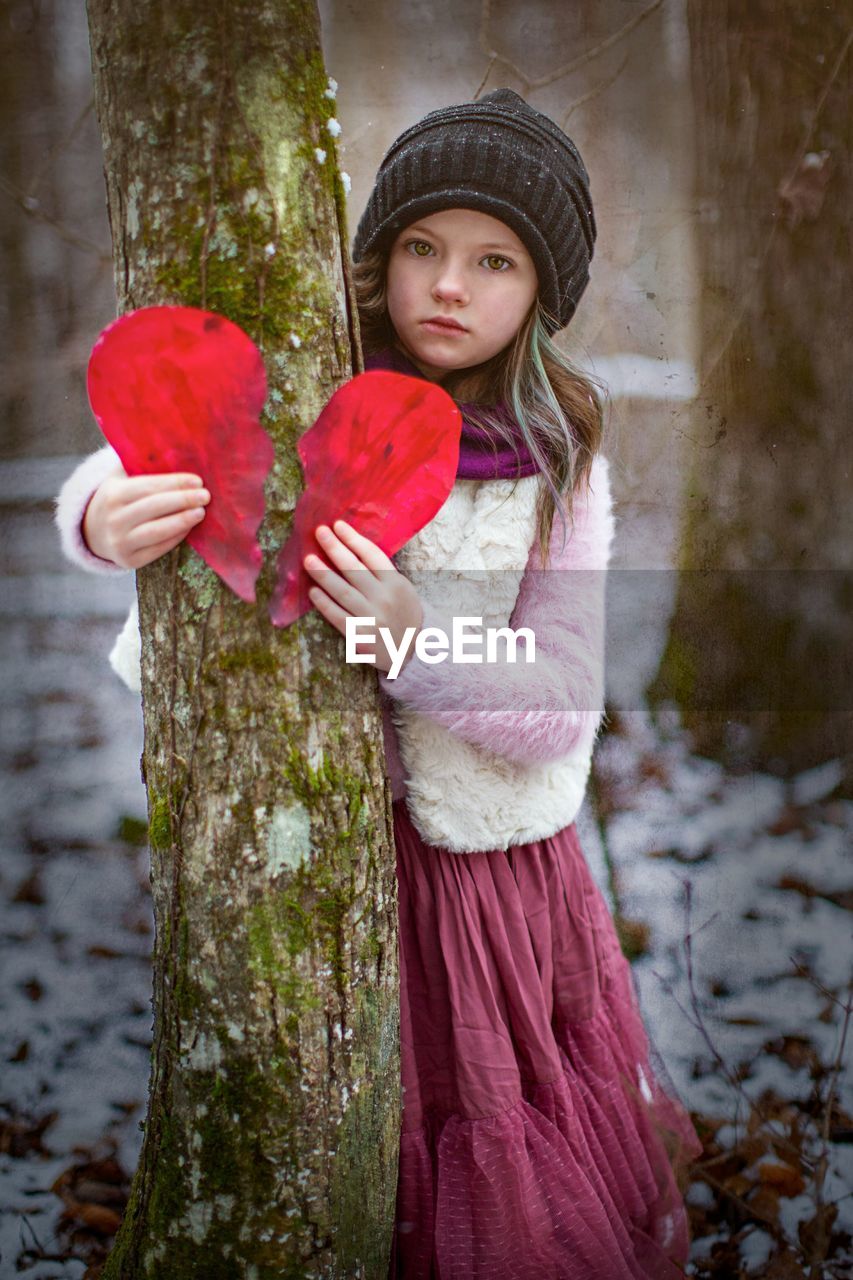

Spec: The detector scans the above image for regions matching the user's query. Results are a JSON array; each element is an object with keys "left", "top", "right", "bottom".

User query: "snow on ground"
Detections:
[
  {"left": 594, "top": 710, "right": 852, "bottom": 1272},
  {"left": 1, "top": 481, "right": 149, "bottom": 1276}
]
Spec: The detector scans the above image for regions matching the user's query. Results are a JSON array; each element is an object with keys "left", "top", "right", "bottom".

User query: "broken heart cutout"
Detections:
[
  {"left": 87, "top": 308, "right": 463, "bottom": 623},
  {"left": 268, "top": 370, "right": 462, "bottom": 627},
  {"left": 87, "top": 306, "right": 272, "bottom": 602}
]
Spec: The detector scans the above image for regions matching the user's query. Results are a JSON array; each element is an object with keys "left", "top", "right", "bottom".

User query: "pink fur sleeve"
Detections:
[
  {"left": 378, "top": 455, "right": 615, "bottom": 765},
  {"left": 54, "top": 445, "right": 127, "bottom": 574}
]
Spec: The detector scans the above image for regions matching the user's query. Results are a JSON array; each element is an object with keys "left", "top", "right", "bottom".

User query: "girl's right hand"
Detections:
[{"left": 82, "top": 466, "right": 211, "bottom": 569}]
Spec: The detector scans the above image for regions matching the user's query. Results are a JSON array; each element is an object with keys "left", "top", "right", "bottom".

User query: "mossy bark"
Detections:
[
  {"left": 650, "top": 0, "right": 852, "bottom": 777},
  {"left": 85, "top": 2, "right": 398, "bottom": 1275}
]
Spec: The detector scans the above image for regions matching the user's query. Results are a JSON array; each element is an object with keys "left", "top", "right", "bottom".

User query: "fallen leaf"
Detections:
[
  {"left": 614, "top": 915, "right": 651, "bottom": 960},
  {"left": 739, "top": 1133, "right": 770, "bottom": 1164},
  {"left": 638, "top": 754, "right": 671, "bottom": 785},
  {"left": 0, "top": 1106, "right": 56, "bottom": 1156},
  {"left": 12, "top": 869, "right": 45, "bottom": 904},
  {"left": 748, "top": 1183, "right": 781, "bottom": 1224},
  {"left": 52, "top": 1156, "right": 130, "bottom": 1240},
  {"left": 722, "top": 1170, "right": 753, "bottom": 1197},
  {"left": 777, "top": 873, "right": 818, "bottom": 898},
  {"left": 797, "top": 1201, "right": 838, "bottom": 1258},
  {"left": 764, "top": 1250, "right": 807, "bottom": 1279},
  {"left": 767, "top": 806, "right": 814, "bottom": 838},
  {"left": 758, "top": 1161, "right": 806, "bottom": 1197},
  {"left": 73, "top": 1178, "right": 127, "bottom": 1207},
  {"left": 762, "top": 1034, "right": 819, "bottom": 1073},
  {"left": 60, "top": 1199, "right": 123, "bottom": 1236}
]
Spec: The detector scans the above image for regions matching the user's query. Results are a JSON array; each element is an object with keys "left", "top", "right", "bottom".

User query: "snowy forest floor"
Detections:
[{"left": 1, "top": 477, "right": 851, "bottom": 1278}]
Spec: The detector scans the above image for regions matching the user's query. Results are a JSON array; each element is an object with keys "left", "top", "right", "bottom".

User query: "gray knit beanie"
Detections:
[{"left": 352, "top": 88, "right": 596, "bottom": 334}]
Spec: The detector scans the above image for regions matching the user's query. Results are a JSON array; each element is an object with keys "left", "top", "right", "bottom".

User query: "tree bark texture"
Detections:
[
  {"left": 85, "top": 2, "right": 398, "bottom": 1276},
  {"left": 652, "top": 1, "right": 852, "bottom": 773}
]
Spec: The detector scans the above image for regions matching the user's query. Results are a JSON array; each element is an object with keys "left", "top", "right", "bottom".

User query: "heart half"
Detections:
[
  {"left": 269, "top": 370, "right": 461, "bottom": 627},
  {"left": 87, "top": 306, "right": 272, "bottom": 602}
]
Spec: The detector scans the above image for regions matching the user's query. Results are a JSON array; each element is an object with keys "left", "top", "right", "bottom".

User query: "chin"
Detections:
[{"left": 411, "top": 339, "right": 468, "bottom": 364}]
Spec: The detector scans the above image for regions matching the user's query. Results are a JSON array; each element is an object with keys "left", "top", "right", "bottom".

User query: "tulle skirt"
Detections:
[{"left": 389, "top": 797, "right": 702, "bottom": 1279}]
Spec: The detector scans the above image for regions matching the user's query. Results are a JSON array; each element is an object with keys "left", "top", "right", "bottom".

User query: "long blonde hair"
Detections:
[{"left": 352, "top": 248, "right": 607, "bottom": 568}]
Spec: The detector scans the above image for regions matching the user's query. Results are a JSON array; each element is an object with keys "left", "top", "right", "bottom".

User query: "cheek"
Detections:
[
  {"left": 386, "top": 267, "right": 416, "bottom": 328},
  {"left": 504, "top": 280, "right": 537, "bottom": 330},
  {"left": 492, "top": 287, "right": 533, "bottom": 337}
]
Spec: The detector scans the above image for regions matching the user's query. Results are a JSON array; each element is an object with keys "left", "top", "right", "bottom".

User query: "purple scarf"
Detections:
[{"left": 364, "top": 347, "right": 538, "bottom": 480}]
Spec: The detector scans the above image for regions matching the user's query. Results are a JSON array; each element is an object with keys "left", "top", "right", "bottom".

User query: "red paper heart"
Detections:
[
  {"left": 269, "top": 371, "right": 461, "bottom": 628},
  {"left": 87, "top": 306, "right": 272, "bottom": 602}
]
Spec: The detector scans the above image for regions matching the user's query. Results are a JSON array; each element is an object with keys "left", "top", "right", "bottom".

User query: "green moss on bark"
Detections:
[
  {"left": 217, "top": 647, "right": 278, "bottom": 674},
  {"left": 148, "top": 793, "right": 173, "bottom": 854}
]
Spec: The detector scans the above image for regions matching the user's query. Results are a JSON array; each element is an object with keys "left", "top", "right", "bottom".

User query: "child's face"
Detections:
[{"left": 385, "top": 208, "right": 539, "bottom": 382}]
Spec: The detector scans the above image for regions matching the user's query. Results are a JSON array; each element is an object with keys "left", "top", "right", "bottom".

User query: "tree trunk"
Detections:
[
  {"left": 650, "top": 1, "right": 852, "bottom": 776},
  {"left": 85, "top": 2, "right": 399, "bottom": 1275}
]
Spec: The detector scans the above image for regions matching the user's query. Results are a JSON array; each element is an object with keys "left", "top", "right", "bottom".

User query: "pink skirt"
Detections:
[{"left": 389, "top": 797, "right": 702, "bottom": 1280}]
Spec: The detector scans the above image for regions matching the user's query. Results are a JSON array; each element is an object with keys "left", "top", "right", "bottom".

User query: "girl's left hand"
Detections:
[{"left": 303, "top": 520, "right": 424, "bottom": 675}]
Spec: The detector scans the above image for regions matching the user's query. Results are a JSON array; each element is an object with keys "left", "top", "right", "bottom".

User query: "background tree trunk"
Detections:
[
  {"left": 650, "top": 1, "right": 852, "bottom": 776},
  {"left": 85, "top": 2, "right": 399, "bottom": 1275},
  {"left": 0, "top": 0, "right": 114, "bottom": 458}
]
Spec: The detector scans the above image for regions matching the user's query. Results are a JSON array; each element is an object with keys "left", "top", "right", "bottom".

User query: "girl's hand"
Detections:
[
  {"left": 304, "top": 520, "right": 424, "bottom": 675},
  {"left": 83, "top": 466, "right": 211, "bottom": 569}
]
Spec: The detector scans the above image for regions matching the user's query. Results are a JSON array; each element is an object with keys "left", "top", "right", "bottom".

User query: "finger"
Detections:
[
  {"left": 307, "top": 585, "right": 349, "bottom": 638},
  {"left": 331, "top": 520, "right": 395, "bottom": 574},
  {"left": 125, "top": 507, "right": 207, "bottom": 552},
  {"left": 117, "top": 472, "right": 206, "bottom": 496},
  {"left": 304, "top": 554, "right": 371, "bottom": 616},
  {"left": 126, "top": 532, "right": 190, "bottom": 568},
  {"left": 314, "top": 525, "right": 387, "bottom": 592},
  {"left": 119, "top": 486, "right": 211, "bottom": 529}
]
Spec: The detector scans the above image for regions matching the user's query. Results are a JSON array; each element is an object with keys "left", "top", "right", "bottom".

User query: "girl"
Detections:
[{"left": 56, "top": 89, "right": 702, "bottom": 1279}]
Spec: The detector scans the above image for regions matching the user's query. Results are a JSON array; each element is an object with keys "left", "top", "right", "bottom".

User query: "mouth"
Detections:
[{"left": 421, "top": 316, "right": 468, "bottom": 335}]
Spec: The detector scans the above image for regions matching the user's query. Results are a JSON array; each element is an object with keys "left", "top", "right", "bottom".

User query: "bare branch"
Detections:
[
  {"left": 473, "top": 53, "right": 498, "bottom": 100},
  {"left": 561, "top": 52, "right": 631, "bottom": 128},
  {"left": 478, "top": 0, "right": 664, "bottom": 92},
  {"left": 654, "top": 878, "right": 820, "bottom": 1172},
  {"left": 698, "top": 1167, "right": 791, "bottom": 1244},
  {"left": 27, "top": 97, "right": 95, "bottom": 197},
  {"left": 0, "top": 173, "right": 110, "bottom": 260},
  {"left": 810, "top": 969, "right": 853, "bottom": 1267},
  {"left": 790, "top": 959, "right": 853, "bottom": 1013}
]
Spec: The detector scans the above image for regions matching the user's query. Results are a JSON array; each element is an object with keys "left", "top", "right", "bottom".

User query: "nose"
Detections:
[{"left": 431, "top": 259, "right": 469, "bottom": 306}]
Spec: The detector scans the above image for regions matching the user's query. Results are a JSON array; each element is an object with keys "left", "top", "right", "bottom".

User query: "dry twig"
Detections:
[{"left": 477, "top": 0, "right": 664, "bottom": 92}]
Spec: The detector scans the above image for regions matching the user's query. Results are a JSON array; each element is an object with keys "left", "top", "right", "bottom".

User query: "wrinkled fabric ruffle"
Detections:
[{"left": 389, "top": 798, "right": 701, "bottom": 1279}]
